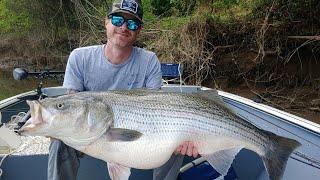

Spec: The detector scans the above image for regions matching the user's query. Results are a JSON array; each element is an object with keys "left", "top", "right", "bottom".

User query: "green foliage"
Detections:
[
  {"left": 0, "top": 0, "right": 32, "bottom": 35},
  {"left": 142, "top": 0, "right": 157, "bottom": 22},
  {"left": 209, "top": 0, "right": 263, "bottom": 23},
  {"left": 150, "top": 0, "right": 172, "bottom": 16},
  {"left": 212, "top": 0, "right": 239, "bottom": 8},
  {"left": 149, "top": 0, "right": 198, "bottom": 17},
  {"left": 171, "top": 0, "right": 197, "bottom": 16},
  {"left": 273, "top": 0, "right": 320, "bottom": 22},
  {"left": 160, "top": 16, "right": 191, "bottom": 29},
  {"left": 0, "top": 0, "right": 112, "bottom": 36}
]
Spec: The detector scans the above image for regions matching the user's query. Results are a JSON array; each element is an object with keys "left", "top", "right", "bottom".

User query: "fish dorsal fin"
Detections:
[
  {"left": 195, "top": 89, "right": 236, "bottom": 114},
  {"left": 202, "top": 147, "right": 242, "bottom": 176},
  {"left": 111, "top": 88, "right": 157, "bottom": 97},
  {"left": 107, "top": 162, "right": 131, "bottom": 180},
  {"left": 196, "top": 89, "right": 224, "bottom": 104}
]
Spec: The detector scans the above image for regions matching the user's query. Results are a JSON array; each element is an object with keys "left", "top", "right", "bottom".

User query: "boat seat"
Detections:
[{"left": 161, "top": 63, "right": 184, "bottom": 84}]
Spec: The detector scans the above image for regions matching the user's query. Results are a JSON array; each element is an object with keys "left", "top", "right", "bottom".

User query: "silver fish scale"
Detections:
[
  {"left": 18, "top": 90, "right": 300, "bottom": 176},
  {"left": 102, "top": 91, "right": 270, "bottom": 150}
]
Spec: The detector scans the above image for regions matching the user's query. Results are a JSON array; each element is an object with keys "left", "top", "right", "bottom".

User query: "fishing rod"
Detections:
[
  {"left": 13, "top": 68, "right": 65, "bottom": 95},
  {"left": 13, "top": 67, "right": 65, "bottom": 80}
]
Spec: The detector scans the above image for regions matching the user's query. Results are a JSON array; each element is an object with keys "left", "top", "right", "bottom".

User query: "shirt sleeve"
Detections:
[
  {"left": 145, "top": 54, "right": 162, "bottom": 89},
  {"left": 63, "top": 50, "right": 85, "bottom": 91}
]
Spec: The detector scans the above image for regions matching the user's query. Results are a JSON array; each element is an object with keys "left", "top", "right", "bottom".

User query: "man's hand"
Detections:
[{"left": 175, "top": 141, "right": 199, "bottom": 158}]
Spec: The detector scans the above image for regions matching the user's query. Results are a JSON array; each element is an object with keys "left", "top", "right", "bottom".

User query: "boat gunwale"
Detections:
[
  {"left": 0, "top": 90, "right": 37, "bottom": 110},
  {"left": 212, "top": 88, "right": 320, "bottom": 135}
]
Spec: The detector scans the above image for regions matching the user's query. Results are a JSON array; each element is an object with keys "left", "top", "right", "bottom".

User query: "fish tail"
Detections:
[{"left": 262, "top": 131, "right": 301, "bottom": 180}]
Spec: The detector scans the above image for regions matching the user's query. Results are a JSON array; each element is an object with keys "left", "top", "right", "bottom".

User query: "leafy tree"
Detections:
[
  {"left": 150, "top": 0, "right": 172, "bottom": 16},
  {"left": 171, "top": 0, "right": 197, "bottom": 16},
  {"left": 0, "top": 0, "right": 31, "bottom": 35}
]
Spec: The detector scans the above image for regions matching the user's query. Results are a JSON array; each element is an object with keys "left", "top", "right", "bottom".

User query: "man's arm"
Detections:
[{"left": 63, "top": 50, "right": 85, "bottom": 92}]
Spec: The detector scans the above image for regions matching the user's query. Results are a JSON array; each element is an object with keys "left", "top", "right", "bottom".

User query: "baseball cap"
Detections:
[{"left": 107, "top": 0, "right": 143, "bottom": 23}]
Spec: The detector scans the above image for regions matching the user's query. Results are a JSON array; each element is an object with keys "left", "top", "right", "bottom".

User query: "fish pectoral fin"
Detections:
[
  {"left": 107, "top": 162, "right": 131, "bottom": 180},
  {"left": 201, "top": 147, "right": 242, "bottom": 176},
  {"left": 106, "top": 128, "right": 143, "bottom": 142}
]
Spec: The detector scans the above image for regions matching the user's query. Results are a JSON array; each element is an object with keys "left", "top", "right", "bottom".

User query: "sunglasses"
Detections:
[{"left": 110, "top": 15, "right": 141, "bottom": 31}]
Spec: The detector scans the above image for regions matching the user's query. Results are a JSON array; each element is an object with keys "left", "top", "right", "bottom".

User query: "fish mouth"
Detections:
[
  {"left": 18, "top": 100, "right": 44, "bottom": 135},
  {"left": 18, "top": 118, "right": 36, "bottom": 135}
]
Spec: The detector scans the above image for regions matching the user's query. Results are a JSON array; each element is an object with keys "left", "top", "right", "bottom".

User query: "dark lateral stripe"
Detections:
[
  {"left": 113, "top": 102, "right": 268, "bottom": 144},
  {"left": 114, "top": 107, "right": 268, "bottom": 147}
]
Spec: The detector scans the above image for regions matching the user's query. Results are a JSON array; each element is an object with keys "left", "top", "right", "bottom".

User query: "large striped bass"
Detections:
[{"left": 19, "top": 89, "right": 300, "bottom": 180}]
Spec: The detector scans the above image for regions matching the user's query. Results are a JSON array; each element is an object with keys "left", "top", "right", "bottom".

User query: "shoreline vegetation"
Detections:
[
  {"left": 0, "top": 0, "right": 319, "bottom": 123},
  {"left": 0, "top": 69, "right": 319, "bottom": 124}
]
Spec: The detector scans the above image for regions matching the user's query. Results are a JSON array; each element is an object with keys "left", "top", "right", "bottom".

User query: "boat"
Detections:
[{"left": 0, "top": 66, "right": 319, "bottom": 180}]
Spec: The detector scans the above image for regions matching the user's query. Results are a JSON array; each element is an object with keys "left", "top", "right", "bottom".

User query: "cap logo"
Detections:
[{"left": 120, "top": 0, "right": 138, "bottom": 14}]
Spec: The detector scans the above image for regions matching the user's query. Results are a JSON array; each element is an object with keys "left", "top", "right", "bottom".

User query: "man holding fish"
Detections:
[
  {"left": 19, "top": 0, "right": 299, "bottom": 180},
  {"left": 47, "top": 0, "right": 198, "bottom": 179}
]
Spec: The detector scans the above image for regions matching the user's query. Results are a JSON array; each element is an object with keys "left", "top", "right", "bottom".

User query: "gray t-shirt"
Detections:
[{"left": 63, "top": 45, "right": 162, "bottom": 91}]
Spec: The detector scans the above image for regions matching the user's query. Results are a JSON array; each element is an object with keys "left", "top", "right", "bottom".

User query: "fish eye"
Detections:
[{"left": 56, "top": 103, "right": 65, "bottom": 109}]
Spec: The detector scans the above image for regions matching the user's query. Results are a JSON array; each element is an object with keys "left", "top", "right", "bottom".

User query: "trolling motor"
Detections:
[
  {"left": 12, "top": 68, "right": 65, "bottom": 132},
  {"left": 13, "top": 68, "right": 65, "bottom": 96}
]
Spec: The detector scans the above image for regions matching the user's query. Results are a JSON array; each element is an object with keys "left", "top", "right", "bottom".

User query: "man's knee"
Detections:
[
  {"left": 48, "top": 140, "right": 80, "bottom": 180},
  {"left": 153, "top": 154, "right": 184, "bottom": 180},
  {"left": 49, "top": 139, "right": 64, "bottom": 151},
  {"left": 49, "top": 140, "right": 78, "bottom": 161}
]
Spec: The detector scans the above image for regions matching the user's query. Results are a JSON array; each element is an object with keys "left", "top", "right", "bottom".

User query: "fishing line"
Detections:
[{"left": 0, "top": 112, "right": 31, "bottom": 178}]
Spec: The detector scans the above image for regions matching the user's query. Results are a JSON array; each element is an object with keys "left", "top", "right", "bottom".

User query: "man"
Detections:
[{"left": 48, "top": 0, "right": 198, "bottom": 180}]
